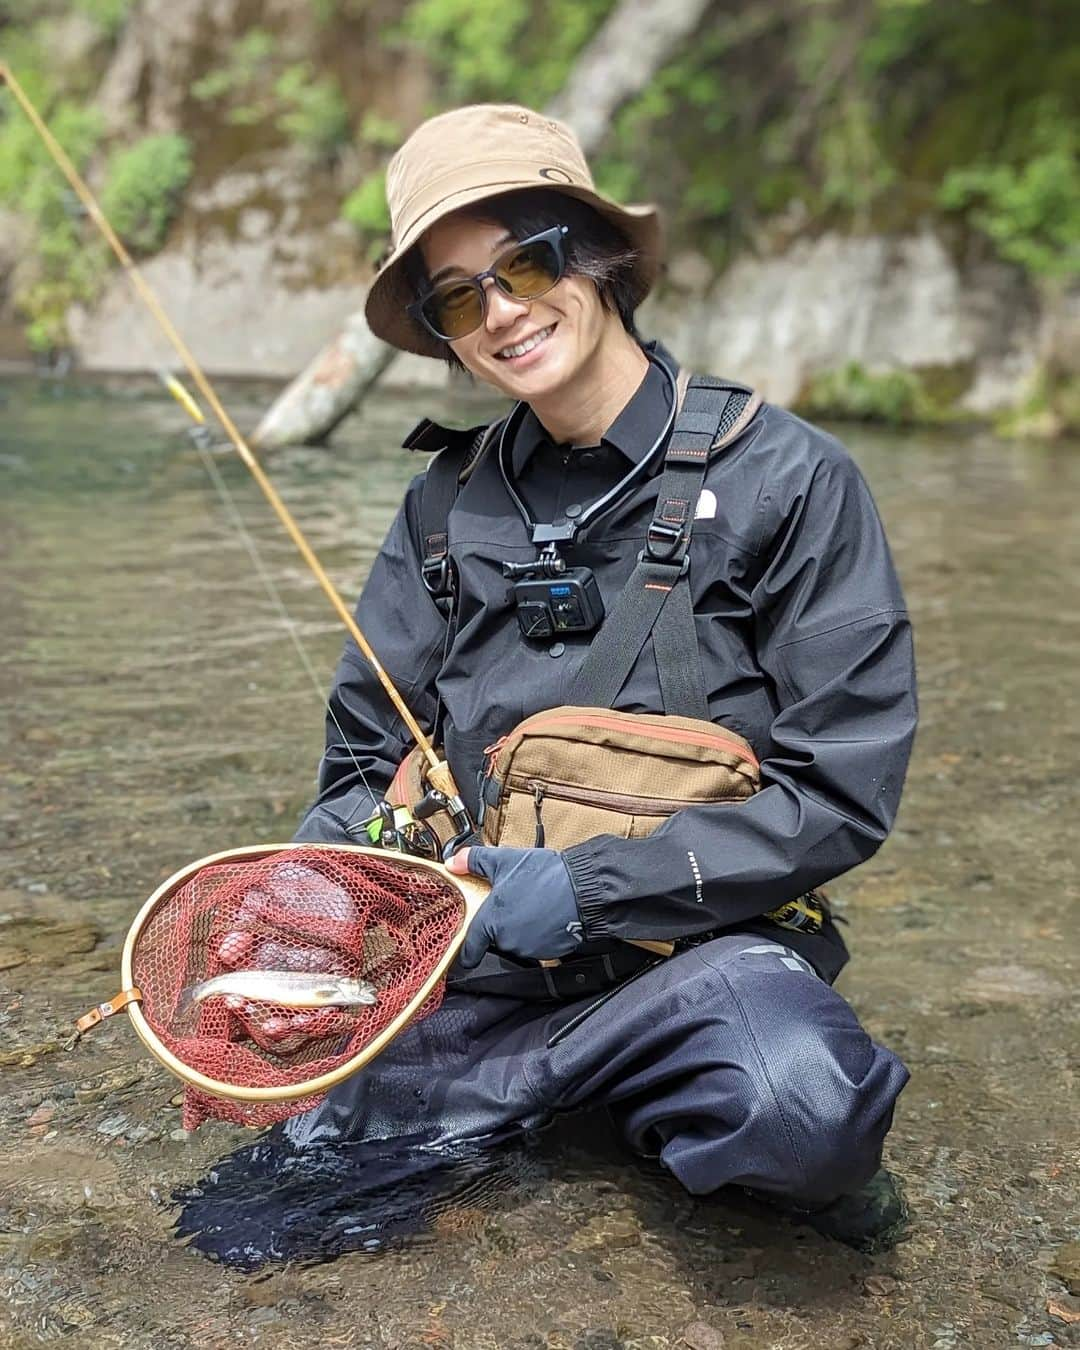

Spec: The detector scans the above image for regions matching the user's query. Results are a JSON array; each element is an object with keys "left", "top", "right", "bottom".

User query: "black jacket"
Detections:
[{"left": 294, "top": 352, "right": 917, "bottom": 992}]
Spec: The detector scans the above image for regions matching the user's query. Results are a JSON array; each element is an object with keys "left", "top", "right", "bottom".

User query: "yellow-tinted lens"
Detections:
[
  {"left": 425, "top": 280, "right": 484, "bottom": 339},
  {"left": 495, "top": 240, "right": 561, "bottom": 300}
]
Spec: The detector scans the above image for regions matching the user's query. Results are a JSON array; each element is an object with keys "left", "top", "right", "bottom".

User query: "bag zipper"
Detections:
[
  {"left": 513, "top": 775, "right": 743, "bottom": 817},
  {"left": 484, "top": 713, "right": 759, "bottom": 776},
  {"left": 532, "top": 782, "right": 546, "bottom": 848}
]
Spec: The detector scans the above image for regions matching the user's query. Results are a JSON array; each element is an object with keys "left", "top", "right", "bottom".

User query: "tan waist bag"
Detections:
[
  {"left": 390, "top": 705, "right": 825, "bottom": 934},
  {"left": 478, "top": 706, "right": 757, "bottom": 847}
]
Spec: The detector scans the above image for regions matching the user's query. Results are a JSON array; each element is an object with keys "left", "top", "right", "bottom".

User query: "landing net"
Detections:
[{"left": 130, "top": 848, "right": 465, "bottom": 1129}]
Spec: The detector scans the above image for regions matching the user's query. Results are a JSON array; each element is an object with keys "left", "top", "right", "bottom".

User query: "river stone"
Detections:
[
  {"left": 680, "top": 1322, "right": 726, "bottom": 1349},
  {"left": 567, "top": 1209, "right": 643, "bottom": 1252},
  {"left": 27, "top": 1226, "right": 74, "bottom": 1261},
  {"left": 96, "top": 1114, "right": 130, "bottom": 1138},
  {"left": 959, "top": 965, "right": 1066, "bottom": 1003},
  {"left": 1047, "top": 1293, "right": 1080, "bottom": 1324},
  {"left": 1051, "top": 1242, "right": 1080, "bottom": 1295},
  {"left": 0, "top": 918, "right": 100, "bottom": 959}
]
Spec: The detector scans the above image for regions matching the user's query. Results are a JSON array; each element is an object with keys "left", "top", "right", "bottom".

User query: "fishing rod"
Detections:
[{"left": 0, "top": 61, "right": 468, "bottom": 828}]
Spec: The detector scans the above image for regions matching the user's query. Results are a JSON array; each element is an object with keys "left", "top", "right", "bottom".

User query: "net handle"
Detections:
[{"left": 118, "top": 843, "right": 489, "bottom": 1104}]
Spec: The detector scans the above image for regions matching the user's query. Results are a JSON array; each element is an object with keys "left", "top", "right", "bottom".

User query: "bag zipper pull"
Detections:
[{"left": 531, "top": 781, "right": 546, "bottom": 848}]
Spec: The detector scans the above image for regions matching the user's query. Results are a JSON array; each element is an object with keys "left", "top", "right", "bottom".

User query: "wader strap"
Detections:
[
  {"left": 570, "top": 377, "right": 736, "bottom": 717},
  {"left": 409, "top": 419, "right": 502, "bottom": 612},
  {"left": 653, "top": 562, "right": 709, "bottom": 718},
  {"left": 418, "top": 445, "right": 465, "bottom": 610}
]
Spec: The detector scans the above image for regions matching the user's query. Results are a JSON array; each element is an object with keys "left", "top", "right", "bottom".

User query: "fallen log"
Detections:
[{"left": 251, "top": 307, "right": 399, "bottom": 450}]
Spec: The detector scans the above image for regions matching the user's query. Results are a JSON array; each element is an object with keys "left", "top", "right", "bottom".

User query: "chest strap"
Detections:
[
  {"left": 405, "top": 417, "right": 502, "bottom": 612},
  {"left": 569, "top": 376, "right": 745, "bottom": 718}
]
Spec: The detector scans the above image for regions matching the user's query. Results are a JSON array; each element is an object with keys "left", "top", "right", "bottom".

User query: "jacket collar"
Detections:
[{"left": 510, "top": 342, "right": 680, "bottom": 476}]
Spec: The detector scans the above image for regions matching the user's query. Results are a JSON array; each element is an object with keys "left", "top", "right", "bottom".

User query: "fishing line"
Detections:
[
  {"left": 177, "top": 389, "right": 380, "bottom": 827},
  {"left": 154, "top": 368, "right": 381, "bottom": 820},
  {"left": 0, "top": 58, "right": 466, "bottom": 816},
  {"left": 1, "top": 66, "right": 679, "bottom": 1126}
]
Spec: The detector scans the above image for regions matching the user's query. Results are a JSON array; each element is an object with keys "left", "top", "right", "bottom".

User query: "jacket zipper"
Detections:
[{"left": 484, "top": 714, "right": 759, "bottom": 776}]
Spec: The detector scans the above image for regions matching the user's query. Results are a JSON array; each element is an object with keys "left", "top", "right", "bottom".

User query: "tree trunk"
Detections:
[{"left": 546, "top": 0, "right": 714, "bottom": 155}]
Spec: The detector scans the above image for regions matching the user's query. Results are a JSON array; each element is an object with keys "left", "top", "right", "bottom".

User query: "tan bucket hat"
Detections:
[{"left": 364, "top": 103, "right": 664, "bottom": 358}]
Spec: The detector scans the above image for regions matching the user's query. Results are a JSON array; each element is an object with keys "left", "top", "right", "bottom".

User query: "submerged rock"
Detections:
[
  {"left": 680, "top": 1323, "right": 727, "bottom": 1350},
  {"left": 566, "top": 1209, "right": 643, "bottom": 1252},
  {"left": 1050, "top": 1242, "right": 1080, "bottom": 1296}
]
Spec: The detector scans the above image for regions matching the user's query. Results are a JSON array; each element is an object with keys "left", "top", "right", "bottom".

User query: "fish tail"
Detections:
[{"left": 176, "top": 981, "right": 207, "bottom": 1019}]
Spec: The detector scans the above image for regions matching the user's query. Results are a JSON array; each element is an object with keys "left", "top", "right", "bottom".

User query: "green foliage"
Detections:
[
  {"left": 274, "top": 65, "right": 350, "bottom": 157},
  {"left": 939, "top": 114, "right": 1079, "bottom": 279},
  {"left": 100, "top": 134, "right": 193, "bottom": 254},
  {"left": 596, "top": 30, "right": 736, "bottom": 229},
  {"left": 341, "top": 171, "right": 391, "bottom": 263},
  {"left": 0, "top": 76, "right": 106, "bottom": 350},
  {"left": 190, "top": 29, "right": 276, "bottom": 112},
  {"left": 191, "top": 34, "right": 350, "bottom": 156},
  {"left": 801, "top": 362, "right": 943, "bottom": 426},
  {"left": 359, "top": 111, "right": 402, "bottom": 150},
  {"left": 306, "top": 0, "right": 371, "bottom": 21},
  {"left": 589, "top": 0, "right": 1078, "bottom": 279},
  {"left": 342, "top": 171, "right": 390, "bottom": 234},
  {"left": 818, "top": 96, "right": 897, "bottom": 216},
  {"left": 399, "top": 0, "right": 529, "bottom": 100},
  {"left": 399, "top": 0, "right": 617, "bottom": 105},
  {"left": 2, "top": 0, "right": 1078, "bottom": 358}
]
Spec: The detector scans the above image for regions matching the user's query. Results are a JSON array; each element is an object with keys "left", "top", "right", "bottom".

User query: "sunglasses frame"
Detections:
[{"left": 408, "top": 224, "right": 570, "bottom": 342}]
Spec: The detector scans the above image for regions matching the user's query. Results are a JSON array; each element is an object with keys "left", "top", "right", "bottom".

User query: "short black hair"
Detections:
[{"left": 404, "top": 188, "right": 641, "bottom": 368}]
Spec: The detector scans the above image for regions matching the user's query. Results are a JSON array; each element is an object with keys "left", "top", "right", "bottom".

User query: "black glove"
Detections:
[{"left": 447, "top": 846, "right": 584, "bottom": 968}]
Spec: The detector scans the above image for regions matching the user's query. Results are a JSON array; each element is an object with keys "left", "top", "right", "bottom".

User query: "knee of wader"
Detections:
[
  {"left": 757, "top": 1024, "right": 906, "bottom": 1206},
  {"left": 783, "top": 1099, "right": 882, "bottom": 1206}
]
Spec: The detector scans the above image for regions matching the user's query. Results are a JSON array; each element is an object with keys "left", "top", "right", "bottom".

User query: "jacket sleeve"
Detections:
[
  {"left": 562, "top": 432, "right": 918, "bottom": 942},
  {"left": 293, "top": 472, "right": 448, "bottom": 844}
]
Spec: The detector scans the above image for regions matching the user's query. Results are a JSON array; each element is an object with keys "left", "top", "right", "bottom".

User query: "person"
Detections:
[{"left": 287, "top": 104, "right": 917, "bottom": 1248}]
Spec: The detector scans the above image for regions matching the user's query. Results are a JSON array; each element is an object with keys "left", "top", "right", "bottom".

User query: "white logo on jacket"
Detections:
[{"left": 695, "top": 489, "right": 718, "bottom": 520}]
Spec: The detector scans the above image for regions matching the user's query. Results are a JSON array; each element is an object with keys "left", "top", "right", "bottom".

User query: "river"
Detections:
[{"left": 1, "top": 375, "right": 1077, "bottom": 1348}]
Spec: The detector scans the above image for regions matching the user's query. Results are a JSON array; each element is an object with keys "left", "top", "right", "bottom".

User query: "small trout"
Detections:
[{"left": 180, "top": 970, "right": 378, "bottom": 1013}]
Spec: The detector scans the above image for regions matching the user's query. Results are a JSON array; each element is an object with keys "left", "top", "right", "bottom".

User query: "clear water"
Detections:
[{"left": 1, "top": 375, "right": 1078, "bottom": 1348}]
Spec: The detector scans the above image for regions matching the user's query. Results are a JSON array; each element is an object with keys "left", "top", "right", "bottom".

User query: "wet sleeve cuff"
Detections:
[
  {"left": 292, "top": 793, "right": 380, "bottom": 845},
  {"left": 561, "top": 840, "right": 611, "bottom": 941}
]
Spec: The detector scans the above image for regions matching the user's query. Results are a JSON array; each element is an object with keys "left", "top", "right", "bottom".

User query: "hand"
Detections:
[{"left": 446, "top": 846, "right": 584, "bottom": 968}]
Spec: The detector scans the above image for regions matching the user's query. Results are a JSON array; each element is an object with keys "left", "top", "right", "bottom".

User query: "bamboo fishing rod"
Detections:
[{"left": 0, "top": 61, "right": 460, "bottom": 801}]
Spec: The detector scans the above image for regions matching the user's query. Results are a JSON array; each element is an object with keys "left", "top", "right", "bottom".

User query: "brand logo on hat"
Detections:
[{"left": 539, "top": 167, "right": 573, "bottom": 184}]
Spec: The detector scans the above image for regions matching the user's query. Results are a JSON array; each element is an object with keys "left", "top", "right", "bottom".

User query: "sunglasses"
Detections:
[{"left": 409, "top": 225, "right": 570, "bottom": 342}]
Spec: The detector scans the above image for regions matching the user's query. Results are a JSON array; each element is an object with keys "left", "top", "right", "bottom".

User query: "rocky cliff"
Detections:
[{"left": 1, "top": 0, "right": 1076, "bottom": 433}]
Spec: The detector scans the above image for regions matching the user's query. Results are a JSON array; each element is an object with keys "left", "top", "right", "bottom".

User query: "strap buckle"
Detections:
[
  {"left": 644, "top": 521, "right": 686, "bottom": 563},
  {"left": 638, "top": 547, "right": 690, "bottom": 578},
  {"left": 421, "top": 554, "right": 451, "bottom": 597},
  {"left": 75, "top": 987, "right": 142, "bottom": 1034}
]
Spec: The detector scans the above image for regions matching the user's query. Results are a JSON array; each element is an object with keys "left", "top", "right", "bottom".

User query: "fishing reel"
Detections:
[
  {"left": 359, "top": 786, "right": 475, "bottom": 862},
  {"left": 360, "top": 802, "right": 441, "bottom": 859}
]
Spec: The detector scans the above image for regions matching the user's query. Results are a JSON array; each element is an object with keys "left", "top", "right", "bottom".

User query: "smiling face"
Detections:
[{"left": 417, "top": 209, "right": 627, "bottom": 405}]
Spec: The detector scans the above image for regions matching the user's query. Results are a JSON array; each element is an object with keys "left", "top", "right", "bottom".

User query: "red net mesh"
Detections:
[{"left": 129, "top": 848, "right": 466, "bottom": 1130}]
